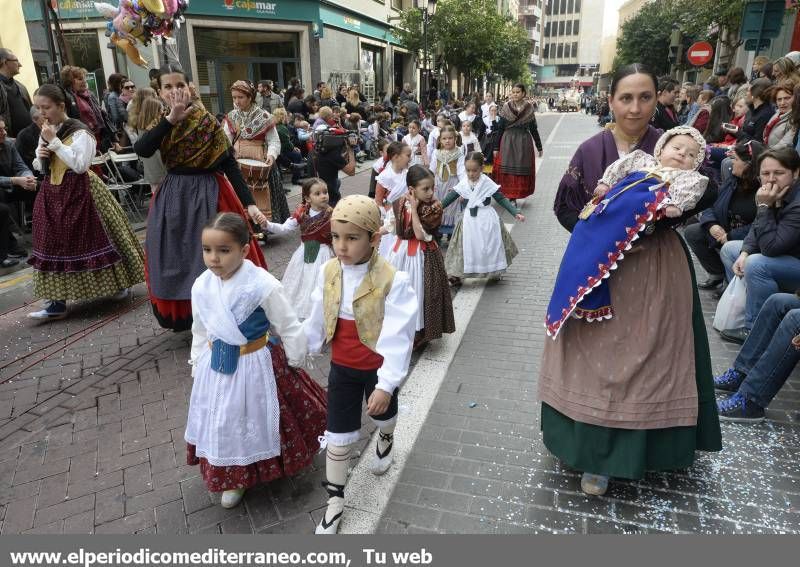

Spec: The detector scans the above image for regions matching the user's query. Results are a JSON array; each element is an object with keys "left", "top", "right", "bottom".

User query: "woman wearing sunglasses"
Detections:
[{"left": 103, "top": 73, "right": 129, "bottom": 132}]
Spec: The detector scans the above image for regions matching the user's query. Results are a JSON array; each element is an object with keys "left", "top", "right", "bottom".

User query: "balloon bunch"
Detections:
[{"left": 94, "top": 0, "right": 190, "bottom": 67}]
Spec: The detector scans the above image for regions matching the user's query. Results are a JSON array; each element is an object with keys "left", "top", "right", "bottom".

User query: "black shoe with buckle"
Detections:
[
  {"left": 1, "top": 258, "right": 20, "bottom": 268},
  {"left": 698, "top": 276, "right": 724, "bottom": 290},
  {"left": 720, "top": 327, "right": 750, "bottom": 345}
]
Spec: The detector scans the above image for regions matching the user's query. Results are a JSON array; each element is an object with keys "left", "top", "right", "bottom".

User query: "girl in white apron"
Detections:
[
  {"left": 374, "top": 141, "right": 411, "bottom": 258},
  {"left": 186, "top": 213, "right": 325, "bottom": 509},
  {"left": 442, "top": 152, "right": 525, "bottom": 286}
]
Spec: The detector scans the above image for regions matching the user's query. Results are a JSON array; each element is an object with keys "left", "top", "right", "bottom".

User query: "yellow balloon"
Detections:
[
  {"left": 140, "top": 0, "right": 166, "bottom": 15},
  {"left": 111, "top": 34, "right": 150, "bottom": 68}
]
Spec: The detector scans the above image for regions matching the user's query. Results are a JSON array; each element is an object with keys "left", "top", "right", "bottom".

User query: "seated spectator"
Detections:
[
  {"left": 739, "top": 79, "right": 775, "bottom": 143},
  {"left": 336, "top": 84, "right": 348, "bottom": 105},
  {"left": 286, "top": 89, "right": 308, "bottom": 116},
  {"left": 283, "top": 77, "right": 301, "bottom": 107},
  {"left": 720, "top": 147, "right": 800, "bottom": 344},
  {"left": 773, "top": 56, "right": 800, "bottom": 85},
  {"left": 318, "top": 85, "right": 338, "bottom": 109},
  {"left": 758, "top": 62, "right": 774, "bottom": 81},
  {"left": 120, "top": 79, "right": 136, "bottom": 110},
  {"left": 343, "top": 112, "right": 363, "bottom": 137},
  {"left": 103, "top": 73, "right": 128, "bottom": 133},
  {"left": 713, "top": 293, "right": 800, "bottom": 422},
  {"left": 751, "top": 56, "right": 770, "bottom": 81},
  {"left": 331, "top": 105, "right": 344, "bottom": 127},
  {"left": 722, "top": 94, "right": 749, "bottom": 146},
  {"left": 701, "top": 96, "right": 732, "bottom": 143},
  {"left": 0, "top": 118, "right": 35, "bottom": 259},
  {"left": 717, "top": 79, "right": 775, "bottom": 185},
  {"left": 61, "top": 65, "right": 114, "bottom": 152},
  {"left": 684, "top": 141, "right": 762, "bottom": 291},
  {"left": 764, "top": 80, "right": 795, "bottom": 149},
  {"left": 687, "top": 89, "right": 715, "bottom": 133},
  {"left": 294, "top": 118, "right": 313, "bottom": 156},
  {"left": 677, "top": 84, "right": 700, "bottom": 125},
  {"left": 312, "top": 106, "right": 334, "bottom": 131},
  {"left": 272, "top": 108, "right": 304, "bottom": 185},
  {"left": 651, "top": 77, "right": 680, "bottom": 131},
  {"left": 725, "top": 67, "right": 748, "bottom": 99},
  {"left": 345, "top": 88, "right": 366, "bottom": 116},
  {"left": 15, "top": 106, "right": 43, "bottom": 170}
]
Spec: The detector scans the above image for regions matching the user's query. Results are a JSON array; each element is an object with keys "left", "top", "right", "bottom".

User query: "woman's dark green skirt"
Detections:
[{"left": 541, "top": 237, "right": 723, "bottom": 480}]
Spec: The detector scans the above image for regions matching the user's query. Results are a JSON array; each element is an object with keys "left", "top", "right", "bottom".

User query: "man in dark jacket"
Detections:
[
  {"left": 0, "top": 49, "right": 32, "bottom": 138},
  {"left": 650, "top": 77, "right": 679, "bottom": 132}
]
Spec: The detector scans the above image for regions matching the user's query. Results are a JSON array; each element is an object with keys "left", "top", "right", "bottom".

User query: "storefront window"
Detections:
[
  {"left": 64, "top": 32, "right": 105, "bottom": 97},
  {"left": 194, "top": 28, "right": 301, "bottom": 113},
  {"left": 360, "top": 45, "right": 384, "bottom": 99}
]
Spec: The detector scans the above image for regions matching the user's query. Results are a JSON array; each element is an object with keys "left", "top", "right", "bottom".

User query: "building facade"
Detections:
[
  {"left": 518, "top": 0, "right": 545, "bottom": 80},
  {"left": 538, "top": 0, "right": 604, "bottom": 91},
  {"left": 21, "top": 0, "right": 417, "bottom": 112}
]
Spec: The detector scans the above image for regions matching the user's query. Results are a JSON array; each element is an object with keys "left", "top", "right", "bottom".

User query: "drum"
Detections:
[{"left": 237, "top": 158, "right": 272, "bottom": 218}]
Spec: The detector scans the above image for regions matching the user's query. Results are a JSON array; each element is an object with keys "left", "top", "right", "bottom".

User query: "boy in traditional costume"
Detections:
[{"left": 304, "top": 195, "right": 418, "bottom": 534}]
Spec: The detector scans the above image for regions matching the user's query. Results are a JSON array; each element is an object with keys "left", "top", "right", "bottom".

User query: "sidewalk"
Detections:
[
  {"left": 0, "top": 165, "right": 376, "bottom": 535},
  {"left": 376, "top": 113, "right": 800, "bottom": 534}
]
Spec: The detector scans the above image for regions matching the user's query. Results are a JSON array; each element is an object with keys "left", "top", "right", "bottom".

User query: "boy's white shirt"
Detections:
[{"left": 303, "top": 259, "right": 418, "bottom": 394}]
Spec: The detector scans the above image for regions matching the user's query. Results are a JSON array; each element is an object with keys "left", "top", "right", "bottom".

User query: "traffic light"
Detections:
[
  {"left": 668, "top": 29, "right": 683, "bottom": 67},
  {"left": 680, "top": 35, "right": 695, "bottom": 67}
]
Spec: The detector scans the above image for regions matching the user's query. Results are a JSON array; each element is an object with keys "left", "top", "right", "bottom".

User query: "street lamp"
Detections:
[{"left": 419, "top": 0, "right": 437, "bottom": 110}]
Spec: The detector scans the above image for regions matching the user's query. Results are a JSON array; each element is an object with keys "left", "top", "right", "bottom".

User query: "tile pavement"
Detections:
[
  {"left": 0, "top": 169, "right": 377, "bottom": 534},
  {"left": 376, "top": 113, "right": 800, "bottom": 534}
]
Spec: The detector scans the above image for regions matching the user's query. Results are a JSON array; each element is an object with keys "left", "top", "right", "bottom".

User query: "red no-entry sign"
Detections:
[{"left": 686, "top": 41, "right": 714, "bottom": 66}]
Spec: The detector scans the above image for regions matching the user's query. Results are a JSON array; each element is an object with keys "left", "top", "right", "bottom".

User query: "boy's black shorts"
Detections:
[{"left": 327, "top": 362, "right": 399, "bottom": 433}]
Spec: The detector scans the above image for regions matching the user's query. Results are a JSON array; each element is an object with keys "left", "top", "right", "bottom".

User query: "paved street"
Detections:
[
  {"left": 376, "top": 113, "right": 800, "bottom": 534},
  {"left": 0, "top": 113, "right": 799, "bottom": 534}
]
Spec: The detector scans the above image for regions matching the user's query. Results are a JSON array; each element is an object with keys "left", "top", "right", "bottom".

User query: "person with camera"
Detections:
[{"left": 314, "top": 125, "right": 355, "bottom": 208}]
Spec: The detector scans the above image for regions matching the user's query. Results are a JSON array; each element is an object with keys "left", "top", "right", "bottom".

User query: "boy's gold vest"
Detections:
[{"left": 322, "top": 251, "right": 396, "bottom": 352}]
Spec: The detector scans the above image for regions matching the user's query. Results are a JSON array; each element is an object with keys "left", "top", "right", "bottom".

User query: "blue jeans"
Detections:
[
  {"left": 719, "top": 240, "right": 800, "bottom": 328},
  {"left": 734, "top": 293, "right": 800, "bottom": 408}
]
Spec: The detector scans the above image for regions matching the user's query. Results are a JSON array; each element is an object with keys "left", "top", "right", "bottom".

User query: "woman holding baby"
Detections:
[{"left": 540, "top": 63, "right": 722, "bottom": 497}]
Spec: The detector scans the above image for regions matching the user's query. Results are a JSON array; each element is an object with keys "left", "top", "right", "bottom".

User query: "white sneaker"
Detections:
[
  {"left": 110, "top": 288, "right": 130, "bottom": 301},
  {"left": 580, "top": 473, "right": 609, "bottom": 496},
  {"left": 28, "top": 300, "right": 68, "bottom": 320},
  {"left": 371, "top": 432, "right": 393, "bottom": 476},
  {"left": 220, "top": 488, "right": 245, "bottom": 508}
]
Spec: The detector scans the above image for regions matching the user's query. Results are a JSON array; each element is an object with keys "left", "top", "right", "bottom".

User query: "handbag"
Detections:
[
  {"left": 341, "top": 147, "right": 356, "bottom": 176},
  {"left": 713, "top": 277, "right": 747, "bottom": 332}
]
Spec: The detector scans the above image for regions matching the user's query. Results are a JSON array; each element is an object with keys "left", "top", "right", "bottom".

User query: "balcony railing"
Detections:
[
  {"left": 528, "top": 28, "right": 541, "bottom": 42},
  {"left": 520, "top": 4, "right": 542, "bottom": 18}
]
